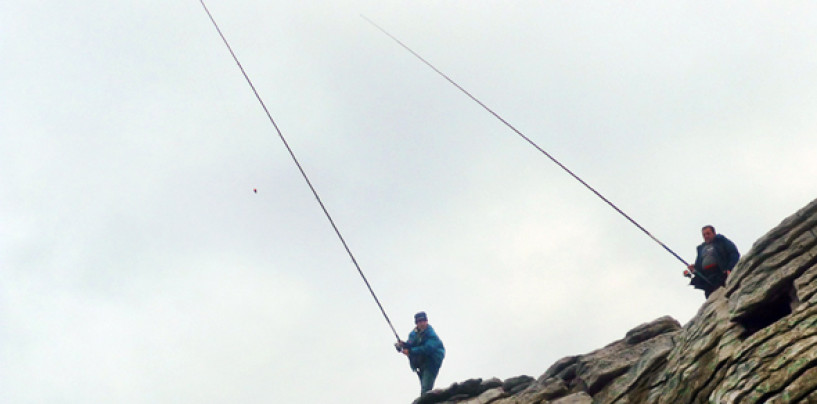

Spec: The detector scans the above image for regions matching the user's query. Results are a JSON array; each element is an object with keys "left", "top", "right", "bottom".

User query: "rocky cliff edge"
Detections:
[{"left": 412, "top": 197, "right": 817, "bottom": 404}]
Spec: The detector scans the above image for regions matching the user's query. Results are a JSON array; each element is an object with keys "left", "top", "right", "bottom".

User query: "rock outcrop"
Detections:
[{"left": 413, "top": 197, "right": 817, "bottom": 404}]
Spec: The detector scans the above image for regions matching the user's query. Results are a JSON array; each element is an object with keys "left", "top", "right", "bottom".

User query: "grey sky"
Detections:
[{"left": 3, "top": 1, "right": 817, "bottom": 402}]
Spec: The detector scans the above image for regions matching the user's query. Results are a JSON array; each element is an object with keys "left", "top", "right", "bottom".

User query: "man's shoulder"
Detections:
[{"left": 714, "top": 234, "right": 735, "bottom": 244}]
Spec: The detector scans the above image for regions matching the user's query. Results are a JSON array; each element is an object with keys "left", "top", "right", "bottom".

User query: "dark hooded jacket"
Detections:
[{"left": 691, "top": 234, "right": 740, "bottom": 290}]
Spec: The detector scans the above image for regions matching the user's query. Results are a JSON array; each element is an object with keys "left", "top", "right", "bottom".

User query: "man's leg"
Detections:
[{"left": 419, "top": 367, "right": 438, "bottom": 394}]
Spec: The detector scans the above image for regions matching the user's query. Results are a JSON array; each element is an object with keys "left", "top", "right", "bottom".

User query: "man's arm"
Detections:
[
  {"left": 685, "top": 244, "right": 704, "bottom": 275},
  {"left": 409, "top": 330, "right": 443, "bottom": 358},
  {"left": 724, "top": 238, "right": 740, "bottom": 272}
]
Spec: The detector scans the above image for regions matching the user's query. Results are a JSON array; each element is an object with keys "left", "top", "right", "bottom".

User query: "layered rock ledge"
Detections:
[{"left": 413, "top": 197, "right": 817, "bottom": 404}]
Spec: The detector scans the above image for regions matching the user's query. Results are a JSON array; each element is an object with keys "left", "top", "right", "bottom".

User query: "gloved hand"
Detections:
[
  {"left": 683, "top": 270, "right": 692, "bottom": 278},
  {"left": 394, "top": 341, "right": 404, "bottom": 352}
]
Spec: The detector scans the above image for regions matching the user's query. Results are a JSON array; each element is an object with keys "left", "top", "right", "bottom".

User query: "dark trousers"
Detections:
[
  {"left": 417, "top": 366, "right": 439, "bottom": 394},
  {"left": 692, "top": 269, "right": 727, "bottom": 298}
]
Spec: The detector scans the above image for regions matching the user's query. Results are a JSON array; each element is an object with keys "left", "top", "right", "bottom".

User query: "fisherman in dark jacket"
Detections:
[
  {"left": 395, "top": 311, "right": 445, "bottom": 395},
  {"left": 685, "top": 225, "right": 740, "bottom": 298}
]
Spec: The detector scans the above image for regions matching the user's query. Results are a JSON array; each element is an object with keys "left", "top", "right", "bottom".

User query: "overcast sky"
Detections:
[{"left": 3, "top": 1, "right": 817, "bottom": 402}]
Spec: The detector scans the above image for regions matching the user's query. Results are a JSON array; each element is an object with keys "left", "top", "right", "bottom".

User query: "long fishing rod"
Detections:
[
  {"left": 199, "top": 1, "right": 402, "bottom": 342},
  {"left": 361, "top": 16, "right": 712, "bottom": 285}
]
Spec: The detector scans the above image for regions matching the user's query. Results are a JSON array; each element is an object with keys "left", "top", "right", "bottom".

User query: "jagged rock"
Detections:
[
  {"left": 623, "top": 316, "right": 681, "bottom": 345},
  {"left": 413, "top": 388, "right": 450, "bottom": 404},
  {"left": 502, "top": 375, "right": 535, "bottom": 395},
  {"left": 550, "top": 392, "right": 592, "bottom": 404},
  {"left": 455, "top": 378, "right": 483, "bottom": 397},
  {"left": 414, "top": 197, "right": 817, "bottom": 404},
  {"left": 446, "top": 394, "right": 473, "bottom": 402},
  {"left": 528, "top": 376, "right": 568, "bottom": 399},
  {"left": 591, "top": 330, "right": 677, "bottom": 403},
  {"left": 542, "top": 355, "right": 580, "bottom": 381},
  {"left": 566, "top": 315, "right": 681, "bottom": 397},
  {"left": 489, "top": 396, "right": 524, "bottom": 404},
  {"left": 458, "top": 387, "right": 505, "bottom": 404},
  {"left": 479, "top": 377, "right": 503, "bottom": 393}
]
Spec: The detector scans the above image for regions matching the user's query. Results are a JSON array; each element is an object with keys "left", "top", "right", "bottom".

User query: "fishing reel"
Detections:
[{"left": 395, "top": 340, "right": 413, "bottom": 352}]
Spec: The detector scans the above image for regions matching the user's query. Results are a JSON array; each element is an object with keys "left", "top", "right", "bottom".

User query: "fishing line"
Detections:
[
  {"left": 199, "top": 1, "right": 401, "bottom": 341},
  {"left": 361, "top": 16, "right": 708, "bottom": 282}
]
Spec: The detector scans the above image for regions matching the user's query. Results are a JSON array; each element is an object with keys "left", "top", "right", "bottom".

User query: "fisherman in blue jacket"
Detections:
[
  {"left": 395, "top": 311, "right": 445, "bottom": 395},
  {"left": 685, "top": 225, "right": 740, "bottom": 298}
]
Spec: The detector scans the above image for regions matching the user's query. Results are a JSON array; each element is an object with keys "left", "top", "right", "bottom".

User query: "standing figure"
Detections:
[
  {"left": 685, "top": 225, "right": 740, "bottom": 298},
  {"left": 395, "top": 311, "right": 445, "bottom": 395}
]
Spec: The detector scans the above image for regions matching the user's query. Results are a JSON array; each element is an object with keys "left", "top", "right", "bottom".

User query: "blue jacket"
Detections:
[{"left": 405, "top": 325, "right": 445, "bottom": 372}]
